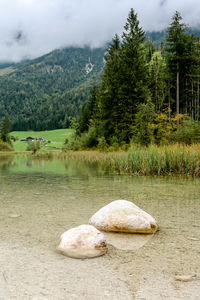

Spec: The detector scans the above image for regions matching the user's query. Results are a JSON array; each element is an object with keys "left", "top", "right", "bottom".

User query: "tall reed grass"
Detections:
[{"left": 34, "top": 144, "right": 200, "bottom": 176}]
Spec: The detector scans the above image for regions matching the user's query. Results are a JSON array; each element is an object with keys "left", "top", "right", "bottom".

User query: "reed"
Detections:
[{"left": 34, "top": 144, "right": 200, "bottom": 176}]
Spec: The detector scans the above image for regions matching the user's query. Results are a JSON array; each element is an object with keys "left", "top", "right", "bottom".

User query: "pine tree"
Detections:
[
  {"left": 0, "top": 115, "right": 11, "bottom": 143},
  {"left": 118, "top": 8, "right": 150, "bottom": 142},
  {"left": 92, "top": 9, "right": 150, "bottom": 143},
  {"left": 148, "top": 51, "right": 168, "bottom": 111},
  {"left": 165, "top": 11, "right": 189, "bottom": 116},
  {"left": 79, "top": 86, "right": 98, "bottom": 133},
  {"left": 97, "top": 34, "right": 122, "bottom": 141}
]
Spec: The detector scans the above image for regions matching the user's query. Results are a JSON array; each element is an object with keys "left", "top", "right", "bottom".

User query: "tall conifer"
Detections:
[
  {"left": 97, "top": 34, "right": 122, "bottom": 141},
  {"left": 118, "top": 8, "right": 150, "bottom": 142},
  {"left": 165, "top": 12, "right": 188, "bottom": 116}
]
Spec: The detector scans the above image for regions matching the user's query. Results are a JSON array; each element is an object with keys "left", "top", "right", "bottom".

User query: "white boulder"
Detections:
[
  {"left": 89, "top": 200, "right": 158, "bottom": 234},
  {"left": 57, "top": 224, "right": 108, "bottom": 258}
]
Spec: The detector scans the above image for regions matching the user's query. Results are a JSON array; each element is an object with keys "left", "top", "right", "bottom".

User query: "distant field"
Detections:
[
  {"left": 0, "top": 67, "right": 15, "bottom": 76},
  {"left": 10, "top": 129, "right": 74, "bottom": 151}
]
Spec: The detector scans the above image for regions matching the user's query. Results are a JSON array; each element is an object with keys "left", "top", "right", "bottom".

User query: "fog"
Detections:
[{"left": 0, "top": 0, "right": 200, "bottom": 62}]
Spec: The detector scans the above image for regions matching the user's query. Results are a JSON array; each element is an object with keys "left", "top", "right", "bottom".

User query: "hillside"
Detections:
[{"left": 0, "top": 47, "right": 105, "bottom": 131}]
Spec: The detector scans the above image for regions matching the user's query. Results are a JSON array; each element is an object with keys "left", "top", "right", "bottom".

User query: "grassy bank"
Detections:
[{"left": 33, "top": 144, "right": 200, "bottom": 177}]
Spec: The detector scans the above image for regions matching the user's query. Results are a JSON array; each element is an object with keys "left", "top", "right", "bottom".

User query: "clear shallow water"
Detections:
[{"left": 0, "top": 154, "right": 200, "bottom": 299}]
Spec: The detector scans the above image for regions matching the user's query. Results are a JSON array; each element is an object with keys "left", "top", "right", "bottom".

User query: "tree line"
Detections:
[{"left": 70, "top": 9, "right": 200, "bottom": 149}]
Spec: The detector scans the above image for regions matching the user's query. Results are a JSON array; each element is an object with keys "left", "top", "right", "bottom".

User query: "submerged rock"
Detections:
[
  {"left": 9, "top": 214, "right": 21, "bottom": 218},
  {"left": 89, "top": 200, "right": 158, "bottom": 234},
  {"left": 174, "top": 275, "right": 195, "bottom": 282},
  {"left": 58, "top": 225, "right": 108, "bottom": 259},
  {"left": 104, "top": 232, "right": 153, "bottom": 250}
]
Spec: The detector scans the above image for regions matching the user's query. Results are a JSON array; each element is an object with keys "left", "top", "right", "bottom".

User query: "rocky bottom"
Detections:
[{"left": 0, "top": 227, "right": 200, "bottom": 300}]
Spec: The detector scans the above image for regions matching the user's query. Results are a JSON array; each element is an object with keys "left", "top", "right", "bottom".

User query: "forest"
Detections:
[
  {"left": 68, "top": 9, "right": 200, "bottom": 150},
  {"left": 0, "top": 47, "right": 105, "bottom": 131}
]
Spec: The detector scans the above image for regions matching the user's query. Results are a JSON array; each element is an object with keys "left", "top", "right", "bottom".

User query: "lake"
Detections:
[{"left": 0, "top": 154, "right": 200, "bottom": 299}]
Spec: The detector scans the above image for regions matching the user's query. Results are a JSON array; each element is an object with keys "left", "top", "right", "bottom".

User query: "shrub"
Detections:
[
  {"left": 98, "top": 137, "right": 108, "bottom": 151},
  {"left": 0, "top": 140, "right": 13, "bottom": 151},
  {"left": 171, "top": 118, "right": 200, "bottom": 144},
  {"left": 64, "top": 127, "right": 98, "bottom": 151},
  {"left": 26, "top": 141, "right": 40, "bottom": 154}
]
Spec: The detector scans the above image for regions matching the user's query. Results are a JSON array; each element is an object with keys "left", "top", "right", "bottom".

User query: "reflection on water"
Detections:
[{"left": 0, "top": 154, "right": 200, "bottom": 299}]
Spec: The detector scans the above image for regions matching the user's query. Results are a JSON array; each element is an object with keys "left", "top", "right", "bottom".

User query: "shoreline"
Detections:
[{"left": 1, "top": 144, "right": 200, "bottom": 177}]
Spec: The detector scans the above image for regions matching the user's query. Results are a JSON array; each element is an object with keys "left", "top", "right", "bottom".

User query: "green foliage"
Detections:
[
  {"left": 172, "top": 118, "right": 200, "bottom": 144},
  {"left": 65, "top": 127, "right": 98, "bottom": 150},
  {"left": 26, "top": 141, "right": 41, "bottom": 154},
  {"left": 0, "top": 115, "right": 11, "bottom": 143},
  {"left": 70, "top": 117, "right": 79, "bottom": 132},
  {"left": 97, "top": 137, "right": 108, "bottom": 151},
  {"left": 0, "top": 140, "right": 13, "bottom": 151},
  {"left": 148, "top": 51, "right": 168, "bottom": 111},
  {"left": 152, "top": 112, "right": 174, "bottom": 145},
  {"left": 118, "top": 9, "right": 150, "bottom": 142},
  {"left": 97, "top": 34, "right": 122, "bottom": 141},
  {"left": 164, "top": 11, "right": 198, "bottom": 117},
  {"left": 132, "top": 101, "right": 156, "bottom": 146},
  {"left": 79, "top": 86, "right": 98, "bottom": 133}
]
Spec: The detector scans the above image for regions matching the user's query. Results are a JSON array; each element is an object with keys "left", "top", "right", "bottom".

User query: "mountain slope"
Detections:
[{"left": 0, "top": 46, "right": 105, "bottom": 131}]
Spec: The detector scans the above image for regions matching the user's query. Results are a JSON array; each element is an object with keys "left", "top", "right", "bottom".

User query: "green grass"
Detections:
[
  {"left": 10, "top": 129, "right": 74, "bottom": 151},
  {"left": 59, "top": 144, "right": 200, "bottom": 177}
]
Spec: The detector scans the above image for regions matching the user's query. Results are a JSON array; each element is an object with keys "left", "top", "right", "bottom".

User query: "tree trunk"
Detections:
[
  {"left": 197, "top": 78, "right": 200, "bottom": 121},
  {"left": 176, "top": 69, "right": 179, "bottom": 125},
  {"left": 168, "top": 86, "right": 171, "bottom": 120},
  {"left": 192, "top": 81, "right": 194, "bottom": 119}
]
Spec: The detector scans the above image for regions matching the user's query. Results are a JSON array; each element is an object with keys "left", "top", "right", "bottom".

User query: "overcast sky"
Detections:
[{"left": 0, "top": 0, "right": 200, "bottom": 62}]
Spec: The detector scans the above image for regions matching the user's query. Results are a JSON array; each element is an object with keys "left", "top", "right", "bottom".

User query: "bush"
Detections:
[
  {"left": 171, "top": 118, "right": 200, "bottom": 144},
  {"left": 64, "top": 127, "right": 98, "bottom": 151},
  {"left": 26, "top": 141, "right": 41, "bottom": 153},
  {"left": 0, "top": 140, "right": 13, "bottom": 151},
  {"left": 97, "top": 137, "right": 108, "bottom": 151},
  {"left": 119, "top": 141, "right": 129, "bottom": 151},
  {"left": 108, "top": 142, "right": 120, "bottom": 152}
]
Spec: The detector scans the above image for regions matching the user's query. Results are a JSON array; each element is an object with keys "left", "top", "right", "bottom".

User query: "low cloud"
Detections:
[{"left": 0, "top": 0, "right": 200, "bottom": 62}]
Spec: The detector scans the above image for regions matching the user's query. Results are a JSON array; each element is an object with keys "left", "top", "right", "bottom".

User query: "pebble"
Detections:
[
  {"left": 187, "top": 237, "right": 199, "bottom": 241},
  {"left": 174, "top": 275, "right": 194, "bottom": 282},
  {"left": 9, "top": 214, "right": 21, "bottom": 218}
]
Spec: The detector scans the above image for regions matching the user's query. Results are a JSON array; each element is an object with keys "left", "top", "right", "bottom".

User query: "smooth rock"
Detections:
[
  {"left": 89, "top": 200, "right": 158, "bottom": 233},
  {"left": 57, "top": 225, "right": 108, "bottom": 259}
]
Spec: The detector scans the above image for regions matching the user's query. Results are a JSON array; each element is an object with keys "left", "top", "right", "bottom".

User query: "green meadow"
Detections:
[{"left": 10, "top": 129, "right": 74, "bottom": 151}]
